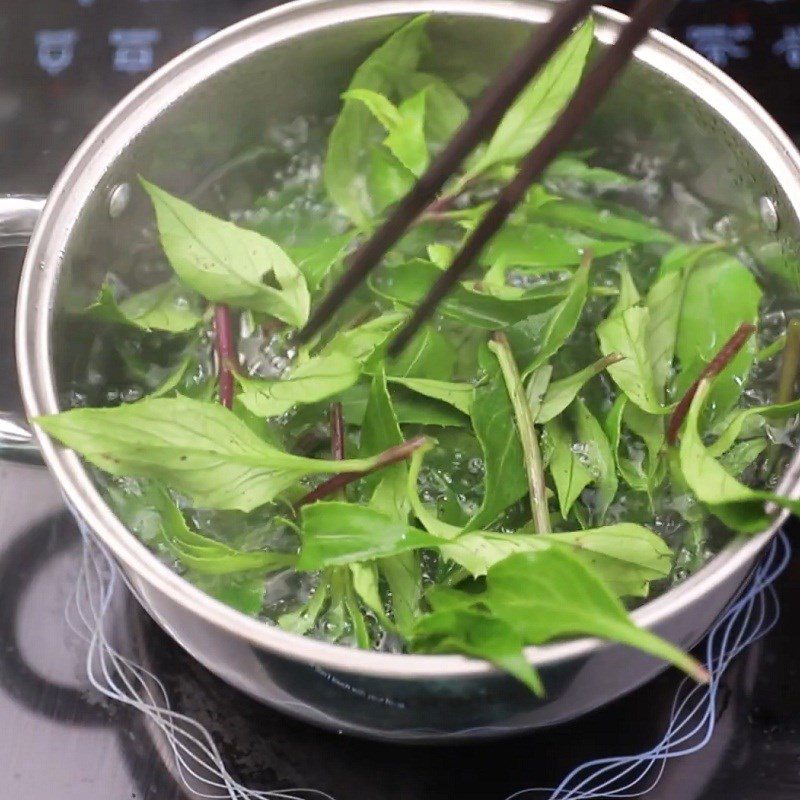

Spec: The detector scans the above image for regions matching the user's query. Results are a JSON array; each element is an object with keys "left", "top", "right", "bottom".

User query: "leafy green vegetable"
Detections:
[
  {"left": 466, "top": 19, "right": 594, "bottom": 177},
  {"left": 482, "top": 222, "right": 628, "bottom": 274},
  {"left": 87, "top": 280, "right": 203, "bottom": 332},
  {"left": 343, "top": 88, "right": 430, "bottom": 177},
  {"left": 370, "top": 259, "right": 569, "bottom": 328},
  {"left": 597, "top": 305, "right": 665, "bottom": 414},
  {"left": 528, "top": 197, "right": 675, "bottom": 244},
  {"left": 386, "top": 327, "right": 457, "bottom": 379},
  {"left": 359, "top": 368, "right": 408, "bottom": 516},
  {"left": 237, "top": 353, "right": 361, "bottom": 417},
  {"left": 465, "top": 346, "right": 529, "bottom": 531},
  {"left": 490, "top": 332, "right": 550, "bottom": 533},
  {"left": 37, "top": 397, "right": 414, "bottom": 512},
  {"left": 59, "top": 14, "right": 792, "bottom": 695},
  {"left": 507, "top": 254, "right": 591, "bottom": 375},
  {"left": 543, "top": 417, "right": 593, "bottom": 519},
  {"left": 141, "top": 179, "right": 310, "bottom": 327},
  {"left": 415, "top": 548, "right": 705, "bottom": 689},
  {"left": 679, "top": 379, "right": 800, "bottom": 533},
  {"left": 324, "top": 15, "right": 429, "bottom": 226},
  {"left": 706, "top": 399, "right": 800, "bottom": 458},
  {"left": 481, "top": 550, "right": 705, "bottom": 678},
  {"left": 120, "top": 482, "right": 294, "bottom": 575},
  {"left": 323, "top": 312, "right": 405, "bottom": 364},
  {"left": 534, "top": 354, "right": 622, "bottom": 424},
  {"left": 289, "top": 233, "right": 354, "bottom": 291},
  {"left": 279, "top": 583, "right": 329, "bottom": 634},
  {"left": 414, "top": 609, "right": 543, "bottom": 694},
  {"left": 719, "top": 439, "right": 767, "bottom": 476},
  {"left": 572, "top": 398, "right": 618, "bottom": 522},
  {"left": 386, "top": 376, "right": 474, "bottom": 415},
  {"left": 337, "top": 382, "right": 468, "bottom": 428},
  {"left": 297, "top": 502, "right": 440, "bottom": 569},
  {"left": 675, "top": 253, "right": 762, "bottom": 421},
  {"left": 544, "top": 156, "right": 638, "bottom": 192}
]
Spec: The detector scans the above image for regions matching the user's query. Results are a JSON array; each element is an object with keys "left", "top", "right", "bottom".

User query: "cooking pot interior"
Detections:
[{"left": 50, "top": 8, "right": 800, "bottom": 400}]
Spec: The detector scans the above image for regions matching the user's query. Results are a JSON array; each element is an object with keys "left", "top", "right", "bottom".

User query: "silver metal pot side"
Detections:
[{"left": 3, "top": 0, "right": 800, "bottom": 741}]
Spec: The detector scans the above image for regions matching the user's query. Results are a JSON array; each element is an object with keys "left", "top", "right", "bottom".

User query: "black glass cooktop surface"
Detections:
[{"left": 1, "top": 2, "right": 800, "bottom": 799}]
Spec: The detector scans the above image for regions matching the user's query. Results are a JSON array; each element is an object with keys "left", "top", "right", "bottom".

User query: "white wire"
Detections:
[{"left": 62, "top": 504, "right": 790, "bottom": 800}]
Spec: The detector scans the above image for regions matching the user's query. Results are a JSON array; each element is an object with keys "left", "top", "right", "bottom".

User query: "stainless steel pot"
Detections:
[{"left": 2, "top": 0, "right": 800, "bottom": 743}]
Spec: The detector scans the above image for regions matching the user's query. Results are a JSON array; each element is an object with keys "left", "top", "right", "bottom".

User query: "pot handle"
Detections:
[
  {"left": 1, "top": 194, "right": 47, "bottom": 464},
  {"left": 0, "top": 195, "right": 47, "bottom": 248}
]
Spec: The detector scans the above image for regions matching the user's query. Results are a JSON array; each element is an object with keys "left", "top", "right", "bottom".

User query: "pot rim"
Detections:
[{"left": 16, "top": 0, "right": 800, "bottom": 679}]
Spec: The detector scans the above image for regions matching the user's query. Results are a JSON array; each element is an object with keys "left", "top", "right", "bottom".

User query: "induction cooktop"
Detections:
[{"left": 1, "top": 2, "right": 799, "bottom": 798}]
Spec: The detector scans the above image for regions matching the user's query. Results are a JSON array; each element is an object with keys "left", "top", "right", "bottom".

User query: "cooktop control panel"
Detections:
[{"left": 2, "top": 0, "right": 799, "bottom": 195}]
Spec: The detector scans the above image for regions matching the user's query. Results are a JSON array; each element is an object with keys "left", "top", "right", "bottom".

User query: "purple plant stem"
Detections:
[
  {"left": 295, "top": 436, "right": 428, "bottom": 509},
  {"left": 213, "top": 304, "right": 236, "bottom": 409}
]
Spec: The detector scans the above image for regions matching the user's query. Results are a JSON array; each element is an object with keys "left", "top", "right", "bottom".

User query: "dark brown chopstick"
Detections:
[
  {"left": 297, "top": 0, "right": 597, "bottom": 344},
  {"left": 388, "top": 0, "right": 678, "bottom": 355}
]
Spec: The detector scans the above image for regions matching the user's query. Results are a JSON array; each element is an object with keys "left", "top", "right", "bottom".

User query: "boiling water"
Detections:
[{"left": 68, "top": 114, "right": 800, "bottom": 649}]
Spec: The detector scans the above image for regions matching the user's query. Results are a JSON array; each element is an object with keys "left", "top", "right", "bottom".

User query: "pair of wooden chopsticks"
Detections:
[{"left": 298, "top": 0, "right": 678, "bottom": 355}]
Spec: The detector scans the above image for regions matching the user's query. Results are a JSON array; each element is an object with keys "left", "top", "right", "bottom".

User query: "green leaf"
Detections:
[
  {"left": 380, "top": 552, "right": 421, "bottom": 635},
  {"left": 572, "top": 399, "right": 618, "bottom": 522},
  {"left": 324, "top": 15, "right": 430, "bottom": 226},
  {"left": 507, "top": 255, "right": 591, "bottom": 375},
  {"left": 289, "top": 233, "right": 354, "bottom": 291},
  {"left": 344, "top": 88, "right": 429, "bottom": 177},
  {"left": 349, "top": 562, "right": 387, "bottom": 619},
  {"left": 679, "top": 379, "right": 800, "bottom": 533},
  {"left": 194, "top": 573, "right": 267, "bottom": 615},
  {"left": 544, "top": 156, "right": 637, "bottom": 192},
  {"left": 141, "top": 179, "right": 310, "bottom": 327},
  {"left": 278, "top": 583, "right": 329, "bottom": 634},
  {"left": 296, "top": 502, "right": 440, "bottom": 570},
  {"left": 529, "top": 198, "right": 675, "bottom": 244},
  {"left": 370, "top": 259, "right": 569, "bottom": 328},
  {"left": 480, "top": 549, "right": 705, "bottom": 680},
  {"left": 323, "top": 312, "right": 406, "bottom": 364},
  {"left": 543, "top": 417, "right": 592, "bottom": 519},
  {"left": 525, "top": 364, "right": 553, "bottom": 421},
  {"left": 535, "top": 355, "right": 621, "bottom": 424},
  {"left": 122, "top": 483, "right": 294, "bottom": 575},
  {"left": 338, "top": 382, "right": 468, "bottom": 428},
  {"left": 236, "top": 352, "right": 361, "bottom": 417},
  {"left": 386, "top": 376, "right": 474, "bottom": 415},
  {"left": 467, "top": 19, "right": 594, "bottom": 177},
  {"left": 37, "top": 397, "right": 405, "bottom": 512},
  {"left": 406, "top": 445, "right": 464, "bottom": 540},
  {"left": 719, "top": 438, "right": 767, "bottom": 476},
  {"left": 386, "top": 327, "right": 457, "bottom": 379},
  {"left": 465, "top": 346, "right": 529, "bottom": 531},
  {"left": 86, "top": 280, "right": 203, "bottom": 332},
  {"left": 597, "top": 305, "right": 665, "bottom": 414},
  {"left": 482, "top": 223, "right": 628, "bottom": 273},
  {"left": 676, "top": 253, "right": 762, "bottom": 421},
  {"left": 413, "top": 609, "right": 543, "bottom": 694},
  {"left": 359, "top": 368, "right": 408, "bottom": 517},
  {"left": 367, "top": 147, "right": 417, "bottom": 214},
  {"left": 150, "top": 355, "right": 194, "bottom": 399},
  {"left": 645, "top": 271, "right": 682, "bottom": 402},
  {"left": 647, "top": 244, "right": 726, "bottom": 400},
  {"left": 707, "top": 399, "right": 800, "bottom": 458},
  {"left": 605, "top": 396, "right": 665, "bottom": 498},
  {"left": 399, "top": 72, "right": 468, "bottom": 149},
  {"left": 442, "top": 523, "right": 671, "bottom": 598},
  {"left": 611, "top": 266, "right": 641, "bottom": 316}
]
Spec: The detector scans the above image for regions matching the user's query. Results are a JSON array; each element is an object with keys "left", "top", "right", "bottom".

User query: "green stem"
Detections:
[
  {"left": 755, "top": 332, "right": 786, "bottom": 363},
  {"left": 765, "top": 319, "right": 800, "bottom": 474},
  {"left": 776, "top": 319, "right": 800, "bottom": 404},
  {"left": 489, "top": 331, "right": 551, "bottom": 534}
]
